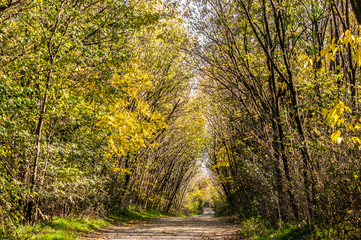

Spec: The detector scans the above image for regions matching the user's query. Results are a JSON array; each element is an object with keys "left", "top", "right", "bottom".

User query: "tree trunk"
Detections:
[{"left": 350, "top": 0, "right": 361, "bottom": 24}]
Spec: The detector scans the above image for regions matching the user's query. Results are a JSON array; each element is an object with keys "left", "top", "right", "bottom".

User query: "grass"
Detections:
[
  {"left": 236, "top": 217, "right": 347, "bottom": 240},
  {"left": 15, "top": 206, "right": 182, "bottom": 240},
  {"left": 15, "top": 217, "right": 109, "bottom": 240}
]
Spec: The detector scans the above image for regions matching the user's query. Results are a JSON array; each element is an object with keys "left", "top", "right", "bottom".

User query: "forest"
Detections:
[{"left": 1, "top": 0, "right": 361, "bottom": 239}]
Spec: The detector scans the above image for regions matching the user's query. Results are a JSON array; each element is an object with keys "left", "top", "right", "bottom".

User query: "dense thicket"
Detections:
[
  {"left": 189, "top": 0, "right": 361, "bottom": 236},
  {"left": 0, "top": 0, "right": 206, "bottom": 235}
]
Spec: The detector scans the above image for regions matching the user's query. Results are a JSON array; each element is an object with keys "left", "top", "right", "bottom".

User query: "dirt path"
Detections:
[{"left": 82, "top": 208, "right": 240, "bottom": 240}]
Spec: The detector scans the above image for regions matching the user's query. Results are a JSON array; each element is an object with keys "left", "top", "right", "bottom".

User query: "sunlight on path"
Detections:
[{"left": 83, "top": 208, "right": 239, "bottom": 240}]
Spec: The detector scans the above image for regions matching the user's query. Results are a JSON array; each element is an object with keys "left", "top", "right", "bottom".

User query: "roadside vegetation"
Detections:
[
  {"left": 15, "top": 207, "right": 182, "bottom": 240},
  {"left": 16, "top": 217, "right": 108, "bottom": 240},
  {"left": 215, "top": 203, "right": 354, "bottom": 239}
]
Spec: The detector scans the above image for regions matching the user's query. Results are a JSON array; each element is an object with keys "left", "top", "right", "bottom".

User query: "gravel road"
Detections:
[{"left": 82, "top": 208, "right": 240, "bottom": 240}]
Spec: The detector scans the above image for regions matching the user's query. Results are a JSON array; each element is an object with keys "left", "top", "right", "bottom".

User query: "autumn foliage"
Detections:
[
  {"left": 0, "top": 0, "right": 206, "bottom": 236},
  {"left": 188, "top": 0, "right": 361, "bottom": 237}
]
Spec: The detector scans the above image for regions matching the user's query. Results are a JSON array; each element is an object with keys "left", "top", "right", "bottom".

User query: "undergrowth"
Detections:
[
  {"left": 14, "top": 206, "right": 181, "bottom": 240},
  {"left": 237, "top": 218, "right": 341, "bottom": 240},
  {"left": 214, "top": 202, "right": 359, "bottom": 239}
]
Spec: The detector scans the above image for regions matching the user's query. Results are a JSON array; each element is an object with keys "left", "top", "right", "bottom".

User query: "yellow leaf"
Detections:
[
  {"left": 322, "top": 108, "right": 328, "bottom": 118},
  {"left": 352, "top": 137, "right": 361, "bottom": 144},
  {"left": 325, "top": 53, "right": 333, "bottom": 61},
  {"left": 337, "top": 118, "right": 345, "bottom": 127},
  {"left": 346, "top": 123, "right": 354, "bottom": 131},
  {"left": 331, "top": 130, "right": 341, "bottom": 142},
  {"left": 344, "top": 106, "right": 352, "bottom": 113},
  {"left": 320, "top": 49, "right": 329, "bottom": 58}
]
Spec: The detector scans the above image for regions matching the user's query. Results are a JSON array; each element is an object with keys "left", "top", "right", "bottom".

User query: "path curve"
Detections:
[{"left": 83, "top": 208, "right": 240, "bottom": 240}]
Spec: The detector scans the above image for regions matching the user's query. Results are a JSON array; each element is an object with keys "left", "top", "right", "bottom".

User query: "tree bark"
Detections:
[{"left": 350, "top": 0, "right": 361, "bottom": 24}]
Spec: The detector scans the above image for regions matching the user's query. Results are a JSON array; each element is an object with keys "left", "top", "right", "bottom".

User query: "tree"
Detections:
[{"left": 351, "top": 0, "right": 361, "bottom": 24}]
